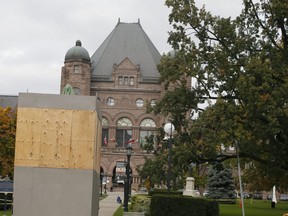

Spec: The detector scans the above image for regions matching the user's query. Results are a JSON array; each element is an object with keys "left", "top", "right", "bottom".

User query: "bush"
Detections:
[
  {"left": 150, "top": 194, "right": 219, "bottom": 216},
  {"left": 148, "top": 189, "right": 182, "bottom": 196},
  {"left": 130, "top": 195, "right": 151, "bottom": 213}
]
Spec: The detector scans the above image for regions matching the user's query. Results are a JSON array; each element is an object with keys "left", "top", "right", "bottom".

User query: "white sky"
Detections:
[{"left": 0, "top": 0, "right": 243, "bottom": 95}]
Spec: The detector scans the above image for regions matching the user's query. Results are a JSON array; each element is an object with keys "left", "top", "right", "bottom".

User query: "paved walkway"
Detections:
[{"left": 99, "top": 191, "right": 122, "bottom": 216}]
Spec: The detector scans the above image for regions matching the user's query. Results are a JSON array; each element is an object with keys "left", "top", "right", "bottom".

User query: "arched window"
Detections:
[
  {"left": 102, "top": 117, "right": 109, "bottom": 147},
  {"left": 140, "top": 118, "right": 156, "bottom": 148},
  {"left": 116, "top": 117, "right": 132, "bottom": 148}
]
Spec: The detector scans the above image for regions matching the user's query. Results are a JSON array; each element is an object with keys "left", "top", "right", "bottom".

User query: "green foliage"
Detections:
[
  {"left": 150, "top": 194, "right": 219, "bottom": 216},
  {"left": 145, "top": 0, "right": 288, "bottom": 189},
  {"left": 148, "top": 188, "right": 182, "bottom": 196},
  {"left": 206, "top": 164, "right": 236, "bottom": 199},
  {"left": 142, "top": 134, "right": 155, "bottom": 153},
  {"left": 0, "top": 107, "right": 16, "bottom": 178},
  {"left": 130, "top": 195, "right": 151, "bottom": 213}
]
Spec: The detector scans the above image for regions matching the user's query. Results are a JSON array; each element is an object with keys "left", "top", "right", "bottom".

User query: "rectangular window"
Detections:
[
  {"left": 119, "top": 76, "right": 123, "bottom": 85},
  {"left": 116, "top": 129, "right": 132, "bottom": 147},
  {"left": 124, "top": 77, "right": 129, "bottom": 85},
  {"left": 129, "top": 77, "right": 134, "bottom": 86},
  {"left": 74, "top": 65, "right": 80, "bottom": 74}
]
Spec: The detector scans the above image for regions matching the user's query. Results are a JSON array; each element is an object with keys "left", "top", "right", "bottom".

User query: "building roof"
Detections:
[
  {"left": 65, "top": 40, "right": 90, "bottom": 63},
  {"left": 0, "top": 95, "right": 18, "bottom": 108},
  {"left": 90, "top": 20, "right": 161, "bottom": 82}
]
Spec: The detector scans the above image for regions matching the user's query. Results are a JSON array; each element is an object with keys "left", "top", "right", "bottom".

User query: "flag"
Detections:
[
  {"left": 125, "top": 138, "right": 139, "bottom": 144},
  {"left": 126, "top": 139, "right": 134, "bottom": 144},
  {"left": 104, "top": 136, "right": 107, "bottom": 145}
]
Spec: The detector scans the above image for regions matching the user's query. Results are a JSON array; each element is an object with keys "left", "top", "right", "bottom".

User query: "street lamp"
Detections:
[
  {"left": 100, "top": 171, "right": 103, "bottom": 197},
  {"left": 164, "top": 122, "right": 175, "bottom": 193},
  {"left": 104, "top": 172, "right": 108, "bottom": 194},
  {"left": 124, "top": 145, "right": 132, "bottom": 212}
]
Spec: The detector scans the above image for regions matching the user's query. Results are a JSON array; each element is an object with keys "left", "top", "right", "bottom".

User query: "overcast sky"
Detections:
[{"left": 0, "top": 0, "right": 243, "bottom": 95}]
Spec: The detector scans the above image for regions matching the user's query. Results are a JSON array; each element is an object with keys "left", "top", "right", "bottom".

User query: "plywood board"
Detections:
[{"left": 15, "top": 107, "right": 100, "bottom": 170}]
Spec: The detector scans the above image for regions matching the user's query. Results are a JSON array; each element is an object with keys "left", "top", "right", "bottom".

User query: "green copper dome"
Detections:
[{"left": 65, "top": 40, "right": 90, "bottom": 62}]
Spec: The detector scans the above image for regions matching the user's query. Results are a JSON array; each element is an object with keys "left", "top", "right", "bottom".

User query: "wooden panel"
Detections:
[
  {"left": 15, "top": 108, "right": 43, "bottom": 166},
  {"left": 69, "top": 110, "right": 96, "bottom": 169},
  {"left": 39, "top": 109, "right": 73, "bottom": 168},
  {"left": 15, "top": 107, "right": 101, "bottom": 170}
]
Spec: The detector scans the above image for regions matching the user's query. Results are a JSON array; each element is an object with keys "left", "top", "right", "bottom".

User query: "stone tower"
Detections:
[{"left": 61, "top": 40, "right": 91, "bottom": 95}]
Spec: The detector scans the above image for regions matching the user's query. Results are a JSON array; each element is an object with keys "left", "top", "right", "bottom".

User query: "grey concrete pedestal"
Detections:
[{"left": 183, "top": 177, "right": 196, "bottom": 197}]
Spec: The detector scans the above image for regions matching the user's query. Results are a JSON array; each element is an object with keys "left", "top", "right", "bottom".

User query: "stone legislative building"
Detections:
[{"left": 60, "top": 19, "right": 163, "bottom": 191}]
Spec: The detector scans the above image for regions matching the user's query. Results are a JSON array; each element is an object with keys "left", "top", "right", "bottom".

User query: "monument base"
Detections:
[{"left": 183, "top": 177, "right": 196, "bottom": 197}]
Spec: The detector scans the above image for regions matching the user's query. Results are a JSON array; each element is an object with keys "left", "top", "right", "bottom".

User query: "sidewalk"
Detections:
[{"left": 99, "top": 191, "right": 122, "bottom": 216}]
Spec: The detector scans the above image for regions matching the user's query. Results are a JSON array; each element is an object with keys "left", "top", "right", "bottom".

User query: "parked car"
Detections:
[
  {"left": 253, "top": 192, "right": 263, "bottom": 200},
  {"left": 280, "top": 194, "right": 288, "bottom": 201},
  {"left": 203, "top": 190, "right": 209, "bottom": 197},
  {"left": 241, "top": 192, "right": 251, "bottom": 199}
]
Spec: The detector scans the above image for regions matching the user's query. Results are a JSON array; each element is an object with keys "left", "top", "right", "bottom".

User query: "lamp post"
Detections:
[
  {"left": 235, "top": 141, "right": 245, "bottom": 216},
  {"left": 100, "top": 172, "right": 103, "bottom": 197},
  {"left": 164, "top": 122, "right": 175, "bottom": 193},
  {"left": 124, "top": 145, "right": 132, "bottom": 212},
  {"left": 104, "top": 172, "right": 107, "bottom": 194}
]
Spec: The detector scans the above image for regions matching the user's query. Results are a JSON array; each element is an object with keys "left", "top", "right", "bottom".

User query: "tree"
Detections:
[
  {"left": 206, "top": 163, "right": 236, "bottom": 199},
  {"left": 0, "top": 107, "right": 17, "bottom": 178},
  {"left": 151, "top": 0, "right": 288, "bottom": 173}
]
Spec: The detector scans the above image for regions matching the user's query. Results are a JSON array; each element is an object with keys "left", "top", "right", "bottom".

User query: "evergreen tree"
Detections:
[{"left": 207, "top": 164, "right": 236, "bottom": 199}]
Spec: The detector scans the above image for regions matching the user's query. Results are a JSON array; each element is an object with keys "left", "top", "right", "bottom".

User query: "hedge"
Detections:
[{"left": 150, "top": 194, "right": 219, "bottom": 216}]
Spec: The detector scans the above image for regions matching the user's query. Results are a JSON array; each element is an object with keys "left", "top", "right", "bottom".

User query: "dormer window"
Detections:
[
  {"left": 118, "top": 76, "right": 135, "bottom": 86},
  {"left": 130, "top": 77, "right": 134, "bottom": 85},
  {"left": 119, "top": 76, "right": 123, "bottom": 85},
  {"left": 124, "top": 77, "right": 129, "bottom": 85}
]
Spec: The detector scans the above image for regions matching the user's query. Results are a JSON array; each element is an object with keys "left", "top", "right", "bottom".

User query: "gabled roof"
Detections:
[{"left": 90, "top": 20, "right": 161, "bottom": 82}]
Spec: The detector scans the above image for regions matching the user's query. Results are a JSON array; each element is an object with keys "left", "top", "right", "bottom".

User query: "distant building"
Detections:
[{"left": 0, "top": 95, "right": 18, "bottom": 109}]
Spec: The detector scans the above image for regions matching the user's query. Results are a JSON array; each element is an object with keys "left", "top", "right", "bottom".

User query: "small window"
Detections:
[
  {"left": 107, "top": 97, "right": 115, "bottom": 106},
  {"left": 150, "top": 99, "right": 158, "bottom": 107},
  {"left": 130, "top": 77, "right": 134, "bottom": 85},
  {"left": 73, "top": 87, "right": 81, "bottom": 95},
  {"left": 124, "top": 77, "right": 129, "bottom": 85},
  {"left": 136, "top": 98, "right": 144, "bottom": 107},
  {"left": 119, "top": 76, "right": 123, "bottom": 85},
  {"left": 74, "top": 65, "right": 80, "bottom": 74}
]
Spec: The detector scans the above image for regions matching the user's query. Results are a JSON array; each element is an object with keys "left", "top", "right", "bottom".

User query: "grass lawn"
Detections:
[
  {"left": 0, "top": 210, "right": 12, "bottom": 216},
  {"left": 113, "top": 205, "right": 124, "bottom": 216},
  {"left": 220, "top": 199, "right": 288, "bottom": 216}
]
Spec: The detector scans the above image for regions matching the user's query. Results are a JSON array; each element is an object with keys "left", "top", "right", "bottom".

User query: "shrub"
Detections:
[
  {"left": 150, "top": 194, "right": 219, "bottom": 216},
  {"left": 148, "top": 188, "right": 182, "bottom": 196},
  {"left": 130, "top": 195, "right": 151, "bottom": 213}
]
